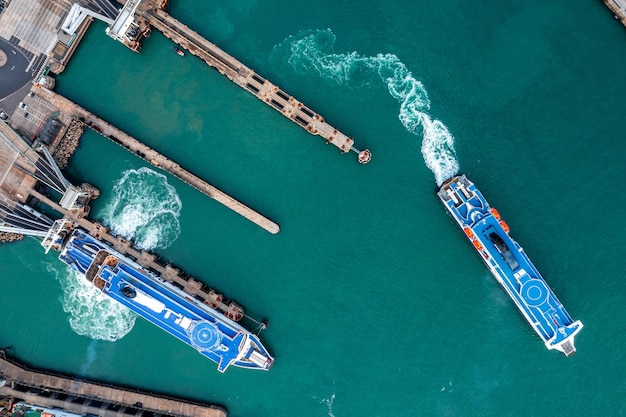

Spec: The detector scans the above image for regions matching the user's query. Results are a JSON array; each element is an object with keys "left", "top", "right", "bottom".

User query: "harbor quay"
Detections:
[
  {"left": 35, "top": 87, "right": 280, "bottom": 235},
  {"left": 0, "top": 350, "right": 227, "bottom": 417}
]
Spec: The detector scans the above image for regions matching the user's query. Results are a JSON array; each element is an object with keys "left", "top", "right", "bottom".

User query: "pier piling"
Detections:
[{"left": 0, "top": 353, "right": 227, "bottom": 417}]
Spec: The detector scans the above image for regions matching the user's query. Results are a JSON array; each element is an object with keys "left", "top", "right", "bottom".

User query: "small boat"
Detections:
[{"left": 174, "top": 47, "right": 185, "bottom": 57}]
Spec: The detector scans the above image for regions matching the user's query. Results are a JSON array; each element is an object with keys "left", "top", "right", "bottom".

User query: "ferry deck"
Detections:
[
  {"left": 438, "top": 175, "right": 583, "bottom": 356},
  {"left": 59, "top": 229, "right": 273, "bottom": 372}
]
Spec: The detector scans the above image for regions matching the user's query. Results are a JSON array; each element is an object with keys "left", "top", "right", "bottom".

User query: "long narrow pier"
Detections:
[
  {"left": 602, "top": 0, "right": 626, "bottom": 28},
  {"left": 0, "top": 352, "right": 227, "bottom": 417},
  {"left": 36, "top": 88, "right": 280, "bottom": 234},
  {"left": 137, "top": 2, "right": 371, "bottom": 164}
]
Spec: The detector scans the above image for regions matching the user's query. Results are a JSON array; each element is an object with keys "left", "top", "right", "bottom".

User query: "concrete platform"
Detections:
[{"left": 0, "top": 351, "right": 227, "bottom": 417}]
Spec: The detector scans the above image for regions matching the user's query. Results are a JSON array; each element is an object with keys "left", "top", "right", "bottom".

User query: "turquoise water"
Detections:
[{"left": 2, "top": 0, "right": 626, "bottom": 415}]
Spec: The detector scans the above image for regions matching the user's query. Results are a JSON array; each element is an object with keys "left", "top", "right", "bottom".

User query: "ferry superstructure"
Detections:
[
  {"left": 437, "top": 175, "right": 583, "bottom": 356},
  {"left": 59, "top": 229, "right": 273, "bottom": 372}
]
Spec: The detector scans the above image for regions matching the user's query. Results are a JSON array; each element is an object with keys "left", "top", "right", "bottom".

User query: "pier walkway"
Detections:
[
  {"left": 137, "top": 2, "right": 371, "bottom": 164},
  {"left": 0, "top": 352, "right": 227, "bottom": 417},
  {"left": 36, "top": 88, "right": 280, "bottom": 234}
]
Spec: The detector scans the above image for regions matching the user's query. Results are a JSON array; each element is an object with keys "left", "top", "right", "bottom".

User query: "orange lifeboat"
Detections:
[
  {"left": 500, "top": 220, "right": 510, "bottom": 233},
  {"left": 472, "top": 240, "right": 484, "bottom": 251},
  {"left": 490, "top": 208, "right": 501, "bottom": 220},
  {"left": 463, "top": 227, "right": 476, "bottom": 240}
]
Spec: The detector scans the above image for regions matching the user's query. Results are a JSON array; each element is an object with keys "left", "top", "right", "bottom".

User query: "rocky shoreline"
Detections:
[
  {"left": 0, "top": 232, "right": 24, "bottom": 243},
  {"left": 53, "top": 118, "right": 85, "bottom": 169}
]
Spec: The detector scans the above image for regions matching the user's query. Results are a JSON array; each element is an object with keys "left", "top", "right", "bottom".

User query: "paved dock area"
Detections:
[
  {"left": 0, "top": 0, "right": 69, "bottom": 78},
  {"left": 0, "top": 0, "right": 97, "bottom": 120},
  {"left": 35, "top": 87, "right": 280, "bottom": 234},
  {"left": 0, "top": 352, "right": 227, "bottom": 417},
  {"left": 0, "top": 120, "right": 38, "bottom": 205},
  {"left": 137, "top": 1, "right": 371, "bottom": 163}
]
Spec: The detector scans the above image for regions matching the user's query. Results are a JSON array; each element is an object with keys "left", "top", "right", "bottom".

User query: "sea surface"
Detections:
[{"left": 1, "top": 0, "right": 626, "bottom": 416}]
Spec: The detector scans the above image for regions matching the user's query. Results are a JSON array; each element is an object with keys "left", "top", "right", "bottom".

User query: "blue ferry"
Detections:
[
  {"left": 437, "top": 175, "right": 583, "bottom": 356},
  {"left": 59, "top": 229, "right": 274, "bottom": 372}
]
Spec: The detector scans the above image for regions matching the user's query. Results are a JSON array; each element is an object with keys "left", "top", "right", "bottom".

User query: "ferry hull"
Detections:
[
  {"left": 59, "top": 229, "right": 273, "bottom": 372},
  {"left": 437, "top": 175, "right": 582, "bottom": 356}
]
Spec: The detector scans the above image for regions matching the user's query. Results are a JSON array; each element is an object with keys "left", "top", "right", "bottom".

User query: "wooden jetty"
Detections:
[
  {"left": 0, "top": 351, "right": 227, "bottom": 417},
  {"left": 135, "top": 1, "right": 371, "bottom": 164},
  {"left": 36, "top": 88, "right": 280, "bottom": 234}
]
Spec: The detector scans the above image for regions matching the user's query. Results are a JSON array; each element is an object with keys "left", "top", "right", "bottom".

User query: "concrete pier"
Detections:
[
  {"left": 602, "top": 0, "right": 626, "bottom": 28},
  {"left": 36, "top": 87, "right": 280, "bottom": 234},
  {"left": 0, "top": 352, "right": 227, "bottom": 417},
  {"left": 135, "top": 2, "right": 371, "bottom": 164}
]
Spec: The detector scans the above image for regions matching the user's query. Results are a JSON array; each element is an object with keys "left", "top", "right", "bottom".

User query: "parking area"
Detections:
[
  {"left": 0, "top": 0, "right": 71, "bottom": 57},
  {"left": 6, "top": 89, "right": 58, "bottom": 138}
]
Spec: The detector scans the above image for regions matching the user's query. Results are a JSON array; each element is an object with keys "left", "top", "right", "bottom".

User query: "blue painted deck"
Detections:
[
  {"left": 59, "top": 229, "right": 273, "bottom": 372},
  {"left": 438, "top": 175, "right": 582, "bottom": 355}
]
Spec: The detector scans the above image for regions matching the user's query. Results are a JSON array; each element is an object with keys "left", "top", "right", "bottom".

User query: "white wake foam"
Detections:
[
  {"left": 324, "top": 391, "right": 336, "bottom": 417},
  {"left": 55, "top": 167, "right": 182, "bottom": 341},
  {"left": 274, "top": 29, "right": 459, "bottom": 185},
  {"left": 312, "top": 378, "right": 337, "bottom": 417},
  {"left": 313, "top": 390, "right": 336, "bottom": 417},
  {"left": 50, "top": 263, "right": 137, "bottom": 342},
  {"left": 101, "top": 167, "right": 182, "bottom": 250},
  {"left": 78, "top": 340, "right": 99, "bottom": 375}
]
